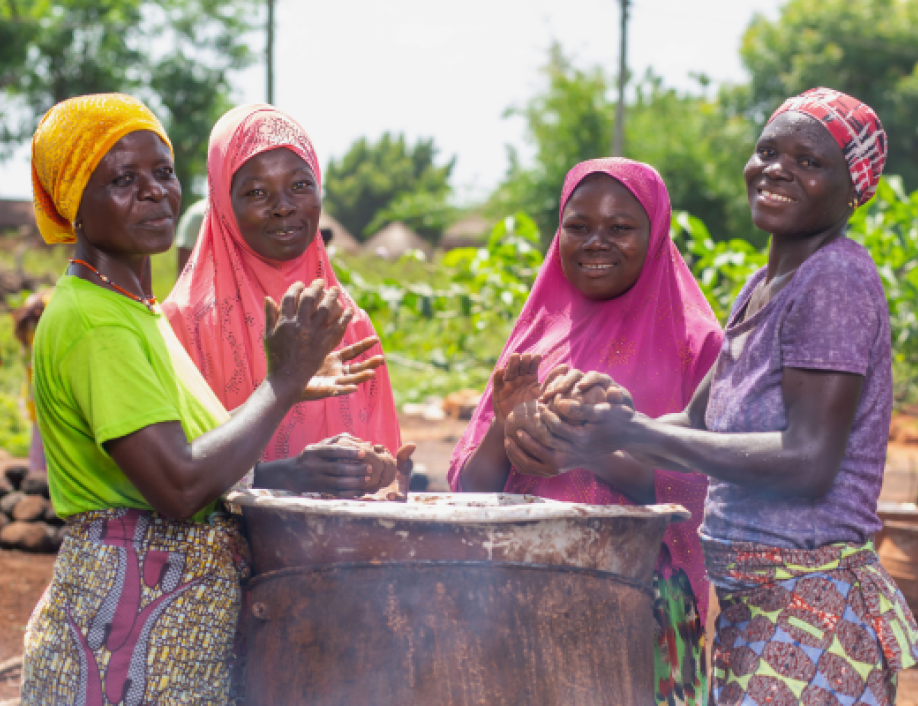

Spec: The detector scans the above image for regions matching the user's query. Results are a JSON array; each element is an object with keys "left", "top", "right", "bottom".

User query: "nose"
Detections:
[
  {"left": 762, "top": 158, "right": 792, "bottom": 181},
  {"left": 583, "top": 229, "right": 609, "bottom": 249},
  {"left": 138, "top": 173, "right": 168, "bottom": 201},
  {"left": 271, "top": 192, "right": 296, "bottom": 217}
]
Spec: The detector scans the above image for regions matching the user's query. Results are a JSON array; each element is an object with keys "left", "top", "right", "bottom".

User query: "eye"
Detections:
[
  {"left": 113, "top": 173, "right": 135, "bottom": 187},
  {"left": 563, "top": 222, "right": 587, "bottom": 233},
  {"left": 799, "top": 157, "right": 820, "bottom": 168},
  {"left": 292, "top": 180, "right": 312, "bottom": 191},
  {"left": 246, "top": 188, "right": 266, "bottom": 198},
  {"left": 157, "top": 166, "right": 175, "bottom": 179},
  {"left": 610, "top": 224, "right": 632, "bottom": 234},
  {"left": 757, "top": 147, "right": 776, "bottom": 159}
]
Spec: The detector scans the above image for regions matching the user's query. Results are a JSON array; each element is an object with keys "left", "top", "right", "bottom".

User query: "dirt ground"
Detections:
[{"left": 3, "top": 418, "right": 918, "bottom": 703}]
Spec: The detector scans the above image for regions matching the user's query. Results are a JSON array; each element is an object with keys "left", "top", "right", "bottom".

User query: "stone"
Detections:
[
  {"left": 44, "top": 503, "right": 64, "bottom": 526},
  {"left": 48, "top": 525, "right": 66, "bottom": 550},
  {"left": 0, "top": 475, "right": 11, "bottom": 498},
  {"left": 0, "top": 512, "right": 8, "bottom": 531},
  {"left": 0, "top": 521, "right": 54, "bottom": 552},
  {"left": 12, "top": 495, "right": 48, "bottom": 522},
  {"left": 0, "top": 491, "right": 25, "bottom": 517},
  {"left": 2, "top": 461, "right": 28, "bottom": 490},
  {"left": 21, "top": 471, "right": 49, "bottom": 497}
]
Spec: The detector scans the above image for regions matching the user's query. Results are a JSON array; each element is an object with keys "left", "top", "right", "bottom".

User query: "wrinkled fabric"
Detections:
[
  {"left": 704, "top": 537, "right": 918, "bottom": 705},
  {"left": 702, "top": 238, "right": 891, "bottom": 549},
  {"left": 448, "top": 158, "right": 723, "bottom": 618},
  {"left": 31, "top": 93, "right": 173, "bottom": 244},
  {"left": 769, "top": 87, "right": 886, "bottom": 206},
  {"left": 163, "top": 104, "right": 401, "bottom": 461}
]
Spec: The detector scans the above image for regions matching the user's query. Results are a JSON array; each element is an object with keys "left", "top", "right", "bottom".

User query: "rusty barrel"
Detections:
[{"left": 227, "top": 490, "right": 689, "bottom": 706}]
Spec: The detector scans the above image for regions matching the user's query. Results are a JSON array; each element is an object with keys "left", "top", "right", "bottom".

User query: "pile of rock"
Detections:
[{"left": 0, "top": 458, "right": 63, "bottom": 553}]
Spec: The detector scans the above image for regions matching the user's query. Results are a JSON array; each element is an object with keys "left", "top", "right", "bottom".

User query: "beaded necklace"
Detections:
[{"left": 69, "top": 258, "right": 158, "bottom": 312}]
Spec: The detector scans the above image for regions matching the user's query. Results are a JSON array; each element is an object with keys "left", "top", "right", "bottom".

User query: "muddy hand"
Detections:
[{"left": 303, "top": 336, "right": 386, "bottom": 401}]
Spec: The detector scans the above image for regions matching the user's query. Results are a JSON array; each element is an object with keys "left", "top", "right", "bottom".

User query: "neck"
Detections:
[
  {"left": 71, "top": 240, "right": 151, "bottom": 299},
  {"left": 765, "top": 219, "right": 847, "bottom": 283}
]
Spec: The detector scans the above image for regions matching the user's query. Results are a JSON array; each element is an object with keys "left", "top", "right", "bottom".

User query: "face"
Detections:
[
  {"left": 230, "top": 148, "right": 321, "bottom": 261},
  {"left": 744, "top": 111, "right": 856, "bottom": 237},
  {"left": 76, "top": 130, "right": 181, "bottom": 257},
  {"left": 558, "top": 174, "right": 651, "bottom": 301}
]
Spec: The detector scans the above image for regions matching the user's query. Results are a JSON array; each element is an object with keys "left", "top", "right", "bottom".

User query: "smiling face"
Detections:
[
  {"left": 744, "top": 111, "right": 857, "bottom": 238},
  {"left": 230, "top": 147, "right": 321, "bottom": 261},
  {"left": 558, "top": 174, "right": 651, "bottom": 301},
  {"left": 76, "top": 130, "right": 181, "bottom": 256}
]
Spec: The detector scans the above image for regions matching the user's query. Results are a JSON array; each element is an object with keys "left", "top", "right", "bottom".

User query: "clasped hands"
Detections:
[{"left": 493, "top": 353, "right": 636, "bottom": 479}]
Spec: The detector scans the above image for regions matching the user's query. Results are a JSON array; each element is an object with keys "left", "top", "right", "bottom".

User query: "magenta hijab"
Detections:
[
  {"left": 163, "top": 104, "right": 401, "bottom": 461},
  {"left": 448, "top": 158, "right": 723, "bottom": 616}
]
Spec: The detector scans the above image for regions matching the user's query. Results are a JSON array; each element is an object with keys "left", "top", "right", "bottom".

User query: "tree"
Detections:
[
  {"left": 490, "top": 44, "right": 758, "bottom": 246},
  {"left": 739, "top": 0, "right": 918, "bottom": 189},
  {"left": 0, "top": 0, "right": 255, "bottom": 204},
  {"left": 323, "top": 133, "right": 455, "bottom": 243}
]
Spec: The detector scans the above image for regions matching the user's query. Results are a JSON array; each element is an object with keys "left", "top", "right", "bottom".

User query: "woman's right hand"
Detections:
[
  {"left": 492, "top": 353, "right": 544, "bottom": 424},
  {"left": 288, "top": 442, "right": 374, "bottom": 495},
  {"left": 263, "top": 279, "right": 354, "bottom": 402}
]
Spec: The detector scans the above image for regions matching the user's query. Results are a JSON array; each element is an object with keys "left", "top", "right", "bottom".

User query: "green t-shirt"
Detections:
[{"left": 33, "top": 275, "right": 230, "bottom": 522}]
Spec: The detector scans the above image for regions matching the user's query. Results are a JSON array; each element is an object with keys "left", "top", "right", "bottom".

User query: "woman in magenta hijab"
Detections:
[{"left": 449, "top": 158, "right": 723, "bottom": 704}]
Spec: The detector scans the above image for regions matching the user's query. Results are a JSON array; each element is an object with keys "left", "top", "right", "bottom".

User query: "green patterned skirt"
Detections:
[{"left": 653, "top": 569, "right": 708, "bottom": 705}]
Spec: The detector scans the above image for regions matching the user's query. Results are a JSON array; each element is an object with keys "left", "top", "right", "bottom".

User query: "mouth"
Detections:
[
  {"left": 266, "top": 225, "right": 305, "bottom": 241},
  {"left": 138, "top": 212, "right": 173, "bottom": 228},
  {"left": 579, "top": 262, "right": 617, "bottom": 278},
  {"left": 756, "top": 188, "right": 797, "bottom": 206}
]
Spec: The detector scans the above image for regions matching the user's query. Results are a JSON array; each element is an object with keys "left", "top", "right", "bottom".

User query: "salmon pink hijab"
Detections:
[
  {"left": 449, "top": 158, "right": 723, "bottom": 615},
  {"left": 163, "top": 104, "right": 400, "bottom": 461}
]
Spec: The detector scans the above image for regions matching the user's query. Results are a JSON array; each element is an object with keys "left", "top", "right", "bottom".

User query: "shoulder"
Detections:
[
  {"left": 793, "top": 238, "right": 885, "bottom": 302},
  {"left": 727, "top": 266, "right": 767, "bottom": 319}
]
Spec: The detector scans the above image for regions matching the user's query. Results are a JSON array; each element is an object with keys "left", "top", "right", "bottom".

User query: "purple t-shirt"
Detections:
[{"left": 701, "top": 237, "right": 892, "bottom": 549}]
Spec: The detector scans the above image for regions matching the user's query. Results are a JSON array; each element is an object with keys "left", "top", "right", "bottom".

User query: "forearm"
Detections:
[
  {"left": 108, "top": 376, "right": 299, "bottom": 520},
  {"left": 459, "top": 418, "right": 512, "bottom": 492},
  {"left": 623, "top": 414, "right": 832, "bottom": 498}
]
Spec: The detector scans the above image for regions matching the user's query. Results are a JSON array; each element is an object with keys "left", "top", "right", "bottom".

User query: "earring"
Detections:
[
  {"left": 849, "top": 199, "right": 858, "bottom": 209},
  {"left": 74, "top": 219, "right": 83, "bottom": 231}
]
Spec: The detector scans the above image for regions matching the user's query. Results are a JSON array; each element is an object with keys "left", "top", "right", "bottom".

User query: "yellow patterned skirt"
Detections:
[{"left": 21, "top": 507, "right": 250, "bottom": 706}]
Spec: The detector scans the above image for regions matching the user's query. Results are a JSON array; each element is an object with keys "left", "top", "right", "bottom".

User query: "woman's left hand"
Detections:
[{"left": 302, "top": 336, "right": 386, "bottom": 401}]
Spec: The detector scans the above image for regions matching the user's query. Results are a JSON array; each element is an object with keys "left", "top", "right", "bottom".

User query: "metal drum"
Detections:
[{"left": 227, "top": 489, "right": 689, "bottom": 706}]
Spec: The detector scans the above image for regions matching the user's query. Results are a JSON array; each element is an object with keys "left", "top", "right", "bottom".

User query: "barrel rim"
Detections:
[{"left": 226, "top": 490, "right": 691, "bottom": 524}]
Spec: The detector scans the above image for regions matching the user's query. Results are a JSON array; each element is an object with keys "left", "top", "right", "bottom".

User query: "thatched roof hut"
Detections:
[
  {"left": 318, "top": 212, "right": 360, "bottom": 253},
  {"left": 440, "top": 214, "right": 492, "bottom": 250},
  {"left": 0, "top": 199, "right": 38, "bottom": 237},
  {"left": 363, "top": 221, "right": 432, "bottom": 259}
]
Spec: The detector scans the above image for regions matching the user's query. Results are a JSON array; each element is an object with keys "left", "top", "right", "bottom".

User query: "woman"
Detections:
[
  {"left": 24, "top": 93, "right": 368, "bottom": 705},
  {"left": 449, "top": 158, "right": 724, "bottom": 705},
  {"left": 531, "top": 89, "right": 918, "bottom": 704},
  {"left": 164, "top": 104, "right": 412, "bottom": 492}
]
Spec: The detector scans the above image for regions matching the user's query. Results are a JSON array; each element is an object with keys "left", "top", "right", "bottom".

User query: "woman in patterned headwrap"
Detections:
[
  {"left": 163, "top": 104, "right": 414, "bottom": 497},
  {"left": 535, "top": 88, "right": 918, "bottom": 704},
  {"left": 24, "top": 93, "right": 364, "bottom": 705},
  {"left": 450, "top": 158, "right": 725, "bottom": 705}
]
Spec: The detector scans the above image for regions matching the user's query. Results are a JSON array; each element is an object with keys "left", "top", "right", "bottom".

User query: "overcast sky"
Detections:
[{"left": 0, "top": 0, "right": 785, "bottom": 200}]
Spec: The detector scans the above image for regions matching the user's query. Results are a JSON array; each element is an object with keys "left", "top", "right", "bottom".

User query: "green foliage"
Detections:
[
  {"left": 670, "top": 212, "right": 767, "bottom": 322},
  {"left": 847, "top": 177, "right": 918, "bottom": 400},
  {"left": 739, "top": 0, "right": 918, "bottom": 189},
  {"left": 0, "top": 0, "right": 255, "bottom": 203},
  {"left": 323, "top": 133, "right": 455, "bottom": 243},
  {"left": 333, "top": 214, "right": 542, "bottom": 404},
  {"left": 490, "top": 45, "right": 759, "bottom": 247}
]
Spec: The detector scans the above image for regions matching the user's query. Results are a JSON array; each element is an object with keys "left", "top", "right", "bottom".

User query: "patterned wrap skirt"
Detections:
[
  {"left": 703, "top": 537, "right": 918, "bottom": 706},
  {"left": 21, "top": 507, "right": 251, "bottom": 706},
  {"left": 653, "top": 569, "right": 707, "bottom": 706}
]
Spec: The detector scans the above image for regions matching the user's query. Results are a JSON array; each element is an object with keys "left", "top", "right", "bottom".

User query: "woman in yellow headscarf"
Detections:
[{"left": 23, "top": 93, "right": 371, "bottom": 705}]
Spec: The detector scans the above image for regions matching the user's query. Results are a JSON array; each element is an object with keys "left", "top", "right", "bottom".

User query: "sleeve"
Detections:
[
  {"left": 780, "top": 262, "right": 880, "bottom": 375},
  {"left": 64, "top": 326, "right": 182, "bottom": 448}
]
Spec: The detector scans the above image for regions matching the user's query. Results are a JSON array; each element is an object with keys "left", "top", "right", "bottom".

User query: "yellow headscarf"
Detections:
[{"left": 31, "top": 93, "right": 173, "bottom": 244}]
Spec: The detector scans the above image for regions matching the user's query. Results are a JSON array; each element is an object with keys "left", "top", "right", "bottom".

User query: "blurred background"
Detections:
[{"left": 2, "top": 0, "right": 918, "bottom": 452}]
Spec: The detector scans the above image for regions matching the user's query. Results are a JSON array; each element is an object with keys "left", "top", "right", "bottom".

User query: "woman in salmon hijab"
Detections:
[
  {"left": 449, "top": 158, "right": 723, "bottom": 705},
  {"left": 164, "top": 105, "right": 413, "bottom": 492}
]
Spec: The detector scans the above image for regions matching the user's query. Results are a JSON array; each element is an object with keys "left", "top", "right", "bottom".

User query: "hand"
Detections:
[
  {"left": 289, "top": 442, "right": 374, "bottom": 495},
  {"left": 263, "top": 279, "right": 354, "bottom": 402},
  {"left": 303, "top": 336, "right": 386, "bottom": 401},
  {"left": 503, "top": 400, "right": 561, "bottom": 478},
  {"left": 538, "top": 389, "right": 638, "bottom": 457},
  {"left": 492, "top": 353, "right": 544, "bottom": 424},
  {"left": 361, "top": 443, "right": 416, "bottom": 502}
]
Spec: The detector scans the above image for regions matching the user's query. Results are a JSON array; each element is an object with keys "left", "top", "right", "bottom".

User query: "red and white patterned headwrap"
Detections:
[{"left": 768, "top": 87, "right": 886, "bottom": 206}]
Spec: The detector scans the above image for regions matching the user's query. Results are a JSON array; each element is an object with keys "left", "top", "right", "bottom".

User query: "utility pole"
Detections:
[
  {"left": 266, "top": 0, "right": 276, "bottom": 104},
  {"left": 613, "top": 0, "right": 630, "bottom": 157}
]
